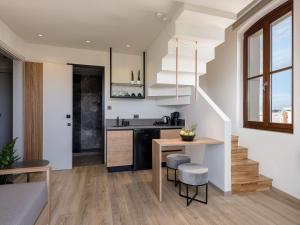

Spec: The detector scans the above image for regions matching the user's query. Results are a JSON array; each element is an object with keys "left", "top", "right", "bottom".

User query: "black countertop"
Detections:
[
  {"left": 106, "top": 118, "right": 184, "bottom": 131},
  {"left": 106, "top": 125, "right": 184, "bottom": 130}
]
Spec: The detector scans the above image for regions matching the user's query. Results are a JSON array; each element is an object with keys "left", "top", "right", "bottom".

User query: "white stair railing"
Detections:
[{"left": 178, "top": 86, "right": 232, "bottom": 192}]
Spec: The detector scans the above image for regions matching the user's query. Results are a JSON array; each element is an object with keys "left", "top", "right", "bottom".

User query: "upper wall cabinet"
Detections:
[{"left": 110, "top": 48, "right": 145, "bottom": 99}]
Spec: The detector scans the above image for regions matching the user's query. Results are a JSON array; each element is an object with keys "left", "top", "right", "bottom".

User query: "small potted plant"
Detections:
[
  {"left": 0, "top": 138, "right": 20, "bottom": 184},
  {"left": 180, "top": 124, "right": 197, "bottom": 142}
]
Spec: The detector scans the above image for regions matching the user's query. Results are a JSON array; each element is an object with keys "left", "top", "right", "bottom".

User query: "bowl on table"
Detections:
[
  {"left": 180, "top": 134, "right": 195, "bottom": 142},
  {"left": 180, "top": 125, "right": 197, "bottom": 142}
]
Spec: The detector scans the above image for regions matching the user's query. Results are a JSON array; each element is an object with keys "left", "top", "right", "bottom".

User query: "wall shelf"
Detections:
[
  {"left": 110, "top": 96, "right": 145, "bottom": 99},
  {"left": 111, "top": 82, "right": 144, "bottom": 88},
  {"left": 109, "top": 48, "right": 146, "bottom": 99}
]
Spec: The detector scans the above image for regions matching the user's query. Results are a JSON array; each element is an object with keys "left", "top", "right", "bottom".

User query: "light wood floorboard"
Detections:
[{"left": 27, "top": 165, "right": 300, "bottom": 225}]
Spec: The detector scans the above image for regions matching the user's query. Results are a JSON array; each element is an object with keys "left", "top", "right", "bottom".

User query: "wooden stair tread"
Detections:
[
  {"left": 232, "top": 146, "right": 247, "bottom": 151},
  {"left": 258, "top": 174, "right": 273, "bottom": 182},
  {"left": 232, "top": 175, "right": 272, "bottom": 185},
  {"left": 232, "top": 159, "right": 258, "bottom": 167}
]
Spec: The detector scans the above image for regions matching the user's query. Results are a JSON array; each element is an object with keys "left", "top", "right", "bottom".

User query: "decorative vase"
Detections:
[
  {"left": 137, "top": 70, "right": 141, "bottom": 84},
  {"left": 130, "top": 71, "right": 135, "bottom": 84}
]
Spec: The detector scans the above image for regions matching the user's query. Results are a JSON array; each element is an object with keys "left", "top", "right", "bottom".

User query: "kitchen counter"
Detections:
[
  {"left": 106, "top": 119, "right": 185, "bottom": 172},
  {"left": 106, "top": 118, "right": 184, "bottom": 131},
  {"left": 106, "top": 125, "right": 184, "bottom": 130}
]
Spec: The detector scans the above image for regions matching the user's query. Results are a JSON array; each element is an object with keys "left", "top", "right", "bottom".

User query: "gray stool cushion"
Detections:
[
  {"left": 166, "top": 154, "right": 191, "bottom": 169},
  {"left": 178, "top": 163, "right": 208, "bottom": 186}
]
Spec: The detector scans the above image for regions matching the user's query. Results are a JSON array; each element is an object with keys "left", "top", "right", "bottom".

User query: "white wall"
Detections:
[
  {"left": 203, "top": 28, "right": 238, "bottom": 132},
  {"left": 112, "top": 53, "right": 143, "bottom": 83},
  {"left": 25, "top": 43, "right": 175, "bottom": 119},
  {"left": 202, "top": 0, "right": 300, "bottom": 199}
]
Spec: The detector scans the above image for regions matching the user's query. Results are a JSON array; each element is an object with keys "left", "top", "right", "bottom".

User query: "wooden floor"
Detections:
[{"left": 30, "top": 165, "right": 300, "bottom": 225}]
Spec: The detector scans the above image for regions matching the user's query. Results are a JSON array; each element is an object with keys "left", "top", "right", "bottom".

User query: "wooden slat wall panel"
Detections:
[{"left": 24, "top": 62, "right": 43, "bottom": 160}]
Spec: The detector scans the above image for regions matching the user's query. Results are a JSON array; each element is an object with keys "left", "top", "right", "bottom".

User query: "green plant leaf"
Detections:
[{"left": 0, "top": 138, "right": 19, "bottom": 170}]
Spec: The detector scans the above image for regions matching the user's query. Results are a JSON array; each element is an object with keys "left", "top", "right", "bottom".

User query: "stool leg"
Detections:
[
  {"left": 167, "top": 167, "right": 169, "bottom": 180},
  {"left": 179, "top": 181, "right": 181, "bottom": 195},
  {"left": 186, "top": 184, "right": 189, "bottom": 206},
  {"left": 179, "top": 183, "right": 208, "bottom": 206},
  {"left": 174, "top": 169, "right": 177, "bottom": 187},
  {"left": 205, "top": 183, "right": 208, "bottom": 204}
]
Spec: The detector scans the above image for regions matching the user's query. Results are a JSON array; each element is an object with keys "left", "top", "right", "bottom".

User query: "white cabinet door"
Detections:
[{"left": 43, "top": 63, "right": 72, "bottom": 170}]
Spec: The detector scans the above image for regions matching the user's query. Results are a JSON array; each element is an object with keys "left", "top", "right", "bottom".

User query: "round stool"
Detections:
[
  {"left": 178, "top": 163, "right": 208, "bottom": 206},
  {"left": 166, "top": 154, "right": 191, "bottom": 186}
]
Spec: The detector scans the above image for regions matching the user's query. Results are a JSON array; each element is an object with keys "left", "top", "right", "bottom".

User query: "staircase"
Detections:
[
  {"left": 147, "top": 4, "right": 236, "bottom": 106},
  {"left": 231, "top": 135, "right": 273, "bottom": 193}
]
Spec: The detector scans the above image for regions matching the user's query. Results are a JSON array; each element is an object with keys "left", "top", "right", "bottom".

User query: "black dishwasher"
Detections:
[{"left": 133, "top": 129, "right": 160, "bottom": 170}]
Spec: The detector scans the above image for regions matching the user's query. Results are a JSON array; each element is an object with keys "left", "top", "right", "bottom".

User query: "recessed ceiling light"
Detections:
[
  {"left": 37, "top": 34, "right": 44, "bottom": 37},
  {"left": 85, "top": 40, "right": 91, "bottom": 43},
  {"left": 156, "top": 12, "right": 163, "bottom": 18},
  {"left": 162, "top": 17, "right": 168, "bottom": 21},
  {"left": 126, "top": 44, "right": 131, "bottom": 48}
]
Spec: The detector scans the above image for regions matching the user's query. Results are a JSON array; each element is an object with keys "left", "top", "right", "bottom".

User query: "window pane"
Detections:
[
  {"left": 248, "top": 77, "right": 263, "bottom": 122},
  {"left": 248, "top": 29, "right": 263, "bottom": 78},
  {"left": 271, "top": 69, "right": 292, "bottom": 124},
  {"left": 271, "top": 13, "right": 292, "bottom": 71}
]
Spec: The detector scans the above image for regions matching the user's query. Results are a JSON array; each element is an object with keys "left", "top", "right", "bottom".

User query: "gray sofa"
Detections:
[
  {"left": 0, "top": 182, "right": 48, "bottom": 225},
  {"left": 0, "top": 165, "right": 51, "bottom": 225}
]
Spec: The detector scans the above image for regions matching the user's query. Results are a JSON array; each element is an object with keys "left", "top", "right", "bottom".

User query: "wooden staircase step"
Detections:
[
  {"left": 232, "top": 146, "right": 248, "bottom": 162},
  {"left": 231, "top": 135, "right": 238, "bottom": 141},
  {"left": 231, "top": 134, "right": 273, "bottom": 193},
  {"left": 231, "top": 135, "right": 239, "bottom": 148},
  {"left": 232, "top": 159, "right": 259, "bottom": 183},
  {"left": 232, "top": 159, "right": 258, "bottom": 166},
  {"left": 232, "top": 175, "right": 273, "bottom": 193},
  {"left": 256, "top": 175, "right": 273, "bottom": 191}
]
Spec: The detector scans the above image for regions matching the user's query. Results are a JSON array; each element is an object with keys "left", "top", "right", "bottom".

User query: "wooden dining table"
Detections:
[{"left": 152, "top": 138, "right": 223, "bottom": 202}]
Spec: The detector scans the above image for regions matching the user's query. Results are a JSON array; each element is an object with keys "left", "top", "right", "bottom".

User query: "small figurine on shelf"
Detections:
[
  {"left": 137, "top": 70, "right": 141, "bottom": 85},
  {"left": 130, "top": 70, "right": 135, "bottom": 84}
]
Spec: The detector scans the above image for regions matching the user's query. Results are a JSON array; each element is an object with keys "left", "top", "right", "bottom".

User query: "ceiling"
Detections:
[{"left": 0, "top": 0, "right": 253, "bottom": 54}]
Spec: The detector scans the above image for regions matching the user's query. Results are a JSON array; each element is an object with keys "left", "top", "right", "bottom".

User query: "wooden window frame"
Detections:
[{"left": 243, "top": 0, "right": 293, "bottom": 133}]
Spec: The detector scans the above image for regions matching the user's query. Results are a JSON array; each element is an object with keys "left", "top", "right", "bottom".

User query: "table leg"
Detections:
[
  {"left": 152, "top": 141, "right": 162, "bottom": 201},
  {"left": 46, "top": 167, "right": 51, "bottom": 224}
]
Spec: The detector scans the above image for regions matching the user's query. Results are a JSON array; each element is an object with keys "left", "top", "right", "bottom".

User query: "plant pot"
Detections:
[{"left": 180, "top": 134, "right": 195, "bottom": 142}]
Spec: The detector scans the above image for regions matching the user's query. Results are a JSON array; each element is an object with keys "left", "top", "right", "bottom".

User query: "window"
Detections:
[{"left": 243, "top": 0, "right": 293, "bottom": 133}]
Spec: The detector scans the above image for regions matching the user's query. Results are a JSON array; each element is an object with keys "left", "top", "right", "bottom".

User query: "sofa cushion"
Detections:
[{"left": 0, "top": 181, "right": 48, "bottom": 225}]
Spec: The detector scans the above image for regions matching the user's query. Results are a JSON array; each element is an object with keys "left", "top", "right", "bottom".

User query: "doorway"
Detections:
[
  {"left": 72, "top": 64, "right": 105, "bottom": 167},
  {"left": 0, "top": 54, "right": 13, "bottom": 149}
]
